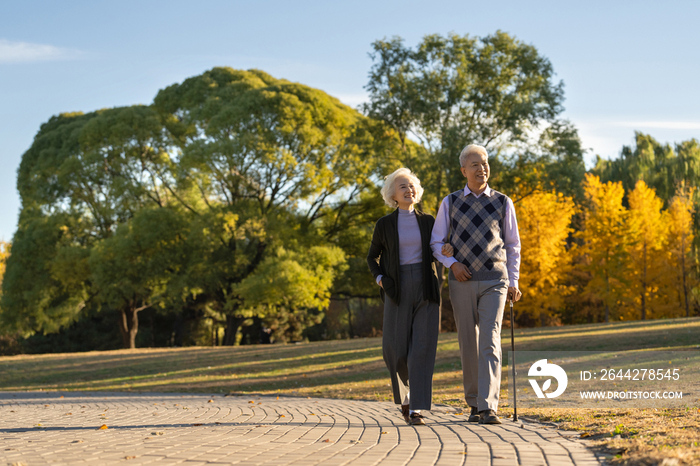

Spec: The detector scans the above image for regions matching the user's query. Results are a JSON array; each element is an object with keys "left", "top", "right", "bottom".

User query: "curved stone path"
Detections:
[{"left": 0, "top": 392, "right": 603, "bottom": 465}]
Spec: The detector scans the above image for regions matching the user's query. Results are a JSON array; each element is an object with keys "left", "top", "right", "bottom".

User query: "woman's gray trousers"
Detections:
[{"left": 382, "top": 262, "right": 440, "bottom": 410}]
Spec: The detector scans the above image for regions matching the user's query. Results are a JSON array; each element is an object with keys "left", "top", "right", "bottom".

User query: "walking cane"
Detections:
[{"left": 509, "top": 297, "right": 518, "bottom": 422}]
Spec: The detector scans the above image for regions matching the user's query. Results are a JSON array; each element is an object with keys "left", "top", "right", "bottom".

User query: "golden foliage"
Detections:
[
  {"left": 576, "top": 174, "right": 631, "bottom": 322},
  {"left": 515, "top": 190, "right": 576, "bottom": 323},
  {"left": 0, "top": 240, "right": 9, "bottom": 292},
  {"left": 624, "top": 181, "right": 669, "bottom": 320},
  {"left": 666, "top": 188, "right": 696, "bottom": 317}
]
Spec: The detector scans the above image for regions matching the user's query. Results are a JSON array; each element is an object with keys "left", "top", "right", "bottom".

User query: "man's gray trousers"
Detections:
[
  {"left": 382, "top": 263, "right": 439, "bottom": 410},
  {"left": 449, "top": 278, "right": 508, "bottom": 411}
]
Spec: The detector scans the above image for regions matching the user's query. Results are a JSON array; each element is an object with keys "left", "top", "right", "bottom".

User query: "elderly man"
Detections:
[{"left": 431, "top": 144, "right": 522, "bottom": 424}]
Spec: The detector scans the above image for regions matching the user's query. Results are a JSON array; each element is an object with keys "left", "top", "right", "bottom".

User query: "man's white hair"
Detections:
[
  {"left": 381, "top": 168, "right": 424, "bottom": 209},
  {"left": 459, "top": 144, "right": 488, "bottom": 167}
]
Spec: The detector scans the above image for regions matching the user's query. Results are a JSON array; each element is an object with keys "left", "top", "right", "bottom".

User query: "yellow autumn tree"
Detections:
[
  {"left": 576, "top": 174, "right": 631, "bottom": 322},
  {"left": 625, "top": 181, "right": 669, "bottom": 320},
  {"left": 0, "top": 241, "right": 9, "bottom": 293},
  {"left": 666, "top": 188, "right": 696, "bottom": 317},
  {"left": 515, "top": 190, "right": 576, "bottom": 325},
  {"left": 0, "top": 241, "right": 9, "bottom": 319}
]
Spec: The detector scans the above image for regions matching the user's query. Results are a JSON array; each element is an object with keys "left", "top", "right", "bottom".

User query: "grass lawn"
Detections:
[{"left": 1, "top": 317, "right": 699, "bottom": 465}]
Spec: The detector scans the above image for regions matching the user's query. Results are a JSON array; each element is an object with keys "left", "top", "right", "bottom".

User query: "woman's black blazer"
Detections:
[{"left": 366, "top": 209, "right": 441, "bottom": 305}]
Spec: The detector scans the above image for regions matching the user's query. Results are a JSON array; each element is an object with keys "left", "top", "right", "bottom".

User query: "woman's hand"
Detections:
[
  {"left": 441, "top": 243, "right": 454, "bottom": 257},
  {"left": 379, "top": 279, "right": 383, "bottom": 288}
]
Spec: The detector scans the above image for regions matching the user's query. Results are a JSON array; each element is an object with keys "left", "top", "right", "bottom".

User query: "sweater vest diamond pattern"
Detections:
[{"left": 448, "top": 189, "right": 509, "bottom": 281}]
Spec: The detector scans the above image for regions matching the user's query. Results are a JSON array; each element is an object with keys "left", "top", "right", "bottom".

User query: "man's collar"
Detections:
[{"left": 463, "top": 184, "right": 492, "bottom": 197}]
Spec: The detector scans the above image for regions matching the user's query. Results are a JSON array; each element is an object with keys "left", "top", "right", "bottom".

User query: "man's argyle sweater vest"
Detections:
[{"left": 448, "top": 189, "right": 509, "bottom": 282}]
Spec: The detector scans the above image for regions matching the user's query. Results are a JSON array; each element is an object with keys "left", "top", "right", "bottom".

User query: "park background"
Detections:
[{"left": 0, "top": 1, "right": 699, "bottom": 353}]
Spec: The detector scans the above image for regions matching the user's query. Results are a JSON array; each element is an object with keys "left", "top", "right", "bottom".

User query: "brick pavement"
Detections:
[{"left": 0, "top": 392, "right": 604, "bottom": 465}]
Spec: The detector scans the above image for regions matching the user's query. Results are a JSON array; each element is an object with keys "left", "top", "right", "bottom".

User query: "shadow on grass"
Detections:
[{"left": 1, "top": 317, "right": 698, "bottom": 395}]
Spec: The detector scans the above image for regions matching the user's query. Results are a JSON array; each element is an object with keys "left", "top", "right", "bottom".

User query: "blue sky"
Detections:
[{"left": 2, "top": 0, "right": 699, "bottom": 241}]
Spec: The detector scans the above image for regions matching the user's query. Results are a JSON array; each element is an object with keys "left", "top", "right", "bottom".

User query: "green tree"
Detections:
[
  {"left": 233, "top": 246, "right": 347, "bottom": 342},
  {"left": 88, "top": 208, "right": 190, "bottom": 348},
  {"left": 593, "top": 133, "right": 700, "bottom": 209},
  {"left": 2, "top": 106, "right": 176, "bottom": 344},
  {"left": 363, "top": 31, "right": 566, "bottom": 211},
  {"left": 152, "top": 67, "right": 385, "bottom": 344}
]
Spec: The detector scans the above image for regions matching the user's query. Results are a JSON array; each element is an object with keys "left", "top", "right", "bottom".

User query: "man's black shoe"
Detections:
[
  {"left": 478, "top": 409, "right": 502, "bottom": 424},
  {"left": 467, "top": 406, "right": 480, "bottom": 422}
]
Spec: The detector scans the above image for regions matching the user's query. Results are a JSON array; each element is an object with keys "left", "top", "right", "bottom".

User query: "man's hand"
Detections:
[
  {"left": 507, "top": 286, "right": 522, "bottom": 302},
  {"left": 379, "top": 279, "right": 383, "bottom": 288},
  {"left": 450, "top": 262, "right": 472, "bottom": 282}
]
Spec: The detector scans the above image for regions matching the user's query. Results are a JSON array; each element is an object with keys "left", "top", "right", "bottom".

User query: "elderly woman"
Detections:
[{"left": 367, "top": 168, "right": 451, "bottom": 426}]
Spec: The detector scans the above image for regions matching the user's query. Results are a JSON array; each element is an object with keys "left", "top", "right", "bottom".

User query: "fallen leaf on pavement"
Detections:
[
  {"left": 192, "top": 423, "right": 203, "bottom": 426},
  {"left": 322, "top": 439, "right": 330, "bottom": 442},
  {"left": 208, "top": 400, "right": 213, "bottom": 403},
  {"left": 151, "top": 432, "right": 164, "bottom": 436},
  {"left": 99, "top": 425, "right": 108, "bottom": 430},
  {"left": 71, "top": 440, "right": 83, "bottom": 444},
  {"left": 125, "top": 455, "right": 136, "bottom": 460}
]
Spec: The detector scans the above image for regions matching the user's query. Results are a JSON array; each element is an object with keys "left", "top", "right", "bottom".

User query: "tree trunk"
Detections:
[
  {"left": 641, "top": 243, "right": 647, "bottom": 320},
  {"left": 118, "top": 306, "right": 139, "bottom": 349},
  {"left": 346, "top": 300, "right": 354, "bottom": 338},
  {"left": 680, "top": 237, "right": 689, "bottom": 317},
  {"left": 604, "top": 270, "right": 610, "bottom": 323},
  {"left": 222, "top": 315, "right": 245, "bottom": 346}
]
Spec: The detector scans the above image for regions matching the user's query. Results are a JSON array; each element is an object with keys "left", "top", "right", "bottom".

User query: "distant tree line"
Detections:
[{"left": 0, "top": 32, "right": 698, "bottom": 354}]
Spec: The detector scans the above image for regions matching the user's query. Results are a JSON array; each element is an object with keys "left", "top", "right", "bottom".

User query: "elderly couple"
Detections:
[{"left": 367, "top": 144, "right": 522, "bottom": 426}]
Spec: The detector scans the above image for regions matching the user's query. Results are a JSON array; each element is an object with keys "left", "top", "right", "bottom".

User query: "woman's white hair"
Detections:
[
  {"left": 381, "top": 168, "right": 424, "bottom": 209},
  {"left": 459, "top": 144, "right": 488, "bottom": 167}
]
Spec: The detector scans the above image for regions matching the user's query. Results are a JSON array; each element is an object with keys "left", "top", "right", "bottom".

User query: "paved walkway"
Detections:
[{"left": 0, "top": 392, "right": 603, "bottom": 466}]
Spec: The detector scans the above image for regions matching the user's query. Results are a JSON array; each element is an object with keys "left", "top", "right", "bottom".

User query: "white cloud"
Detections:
[
  {"left": 0, "top": 39, "right": 86, "bottom": 63},
  {"left": 611, "top": 121, "right": 700, "bottom": 130}
]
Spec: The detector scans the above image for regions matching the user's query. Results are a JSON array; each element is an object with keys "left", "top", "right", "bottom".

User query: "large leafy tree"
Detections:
[
  {"left": 363, "top": 31, "right": 567, "bottom": 212},
  {"left": 1, "top": 106, "right": 175, "bottom": 344},
  {"left": 2, "top": 68, "right": 386, "bottom": 347},
  {"left": 152, "top": 67, "right": 385, "bottom": 343}
]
